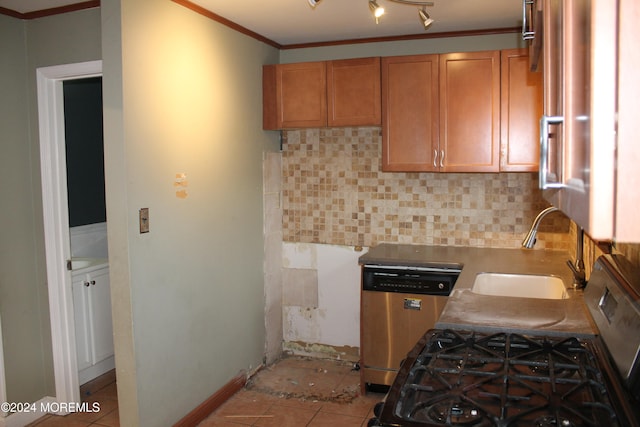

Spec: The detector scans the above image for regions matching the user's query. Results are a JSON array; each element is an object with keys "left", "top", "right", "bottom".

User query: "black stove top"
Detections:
[{"left": 372, "top": 329, "right": 628, "bottom": 427}]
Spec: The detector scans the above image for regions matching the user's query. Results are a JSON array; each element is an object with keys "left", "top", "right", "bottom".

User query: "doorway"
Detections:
[{"left": 36, "top": 61, "right": 107, "bottom": 409}]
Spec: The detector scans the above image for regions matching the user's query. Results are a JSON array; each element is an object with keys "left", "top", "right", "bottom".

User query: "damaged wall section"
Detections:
[{"left": 282, "top": 243, "right": 363, "bottom": 360}]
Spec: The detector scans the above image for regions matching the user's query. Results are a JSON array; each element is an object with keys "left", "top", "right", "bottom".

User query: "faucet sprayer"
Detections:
[{"left": 521, "top": 206, "right": 560, "bottom": 249}]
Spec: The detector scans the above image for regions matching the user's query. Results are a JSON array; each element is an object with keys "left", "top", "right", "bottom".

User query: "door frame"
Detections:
[
  {"left": 0, "top": 315, "right": 6, "bottom": 418},
  {"left": 37, "top": 60, "right": 103, "bottom": 408}
]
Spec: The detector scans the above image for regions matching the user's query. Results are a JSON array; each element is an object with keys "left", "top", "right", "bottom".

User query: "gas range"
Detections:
[{"left": 369, "top": 255, "right": 640, "bottom": 427}]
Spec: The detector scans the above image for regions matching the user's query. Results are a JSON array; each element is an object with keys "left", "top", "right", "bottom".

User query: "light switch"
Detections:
[{"left": 139, "top": 208, "right": 149, "bottom": 233}]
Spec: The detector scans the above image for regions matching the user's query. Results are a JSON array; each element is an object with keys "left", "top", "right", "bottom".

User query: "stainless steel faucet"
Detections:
[
  {"left": 566, "top": 227, "right": 586, "bottom": 289},
  {"left": 521, "top": 206, "right": 560, "bottom": 249},
  {"left": 522, "top": 206, "right": 586, "bottom": 289}
]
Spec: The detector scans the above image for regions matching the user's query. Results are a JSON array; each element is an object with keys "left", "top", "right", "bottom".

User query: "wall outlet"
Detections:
[{"left": 139, "top": 208, "right": 149, "bottom": 233}]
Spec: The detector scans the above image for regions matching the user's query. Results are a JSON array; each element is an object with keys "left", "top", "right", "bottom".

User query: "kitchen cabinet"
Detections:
[
  {"left": 439, "top": 50, "right": 501, "bottom": 172},
  {"left": 263, "top": 61, "right": 327, "bottom": 129},
  {"left": 538, "top": 0, "right": 639, "bottom": 241},
  {"left": 383, "top": 51, "right": 502, "bottom": 172},
  {"left": 327, "top": 57, "right": 381, "bottom": 127},
  {"left": 72, "top": 265, "right": 114, "bottom": 384},
  {"left": 381, "top": 55, "right": 439, "bottom": 172},
  {"left": 500, "top": 48, "right": 544, "bottom": 172},
  {"left": 263, "top": 57, "right": 381, "bottom": 130}
]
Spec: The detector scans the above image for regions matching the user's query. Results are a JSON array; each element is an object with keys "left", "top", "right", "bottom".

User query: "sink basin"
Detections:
[
  {"left": 69, "top": 257, "right": 108, "bottom": 270},
  {"left": 71, "top": 259, "right": 93, "bottom": 269},
  {"left": 472, "top": 273, "right": 568, "bottom": 300}
]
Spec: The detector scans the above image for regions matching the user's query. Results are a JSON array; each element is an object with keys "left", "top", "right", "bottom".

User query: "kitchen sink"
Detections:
[
  {"left": 71, "top": 259, "right": 93, "bottom": 269},
  {"left": 68, "top": 257, "right": 108, "bottom": 270},
  {"left": 471, "top": 273, "right": 568, "bottom": 300}
]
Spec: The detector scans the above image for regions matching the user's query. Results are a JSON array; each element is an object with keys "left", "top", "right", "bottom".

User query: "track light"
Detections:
[
  {"left": 418, "top": 7, "right": 434, "bottom": 29},
  {"left": 369, "top": 0, "right": 385, "bottom": 24},
  {"left": 306, "top": 0, "right": 435, "bottom": 29}
]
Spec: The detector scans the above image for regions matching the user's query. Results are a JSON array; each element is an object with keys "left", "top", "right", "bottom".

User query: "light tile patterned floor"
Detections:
[
  {"left": 198, "top": 357, "right": 384, "bottom": 427},
  {"left": 25, "top": 357, "right": 384, "bottom": 427},
  {"left": 26, "top": 370, "right": 119, "bottom": 427}
]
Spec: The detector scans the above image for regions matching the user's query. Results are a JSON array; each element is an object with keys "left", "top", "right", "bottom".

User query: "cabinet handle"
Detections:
[
  {"left": 90, "top": 280, "right": 96, "bottom": 285},
  {"left": 539, "top": 115, "right": 565, "bottom": 189},
  {"left": 84, "top": 281, "right": 90, "bottom": 287},
  {"left": 440, "top": 150, "right": 445, "bottom": 168},
  {"left": 522, "top": 0, "right": 535, "bottom": 40},
  {"left": 433, "top": 150, "right": 438, "bottom": 168}
]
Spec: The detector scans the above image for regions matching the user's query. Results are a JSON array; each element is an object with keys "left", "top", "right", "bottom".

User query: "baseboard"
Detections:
[
  {"left": 172, "top": 372, "right": 248, "bottom": 427},
  {"left": 78, "top": 356, "right": 115, "bottom": 386}
]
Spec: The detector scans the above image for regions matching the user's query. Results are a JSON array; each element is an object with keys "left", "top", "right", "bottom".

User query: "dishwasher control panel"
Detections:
[{"left": 362, "top": 264, "right": 460, "bottom": 295}]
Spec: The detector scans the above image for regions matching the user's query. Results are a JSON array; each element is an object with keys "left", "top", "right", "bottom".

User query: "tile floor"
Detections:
[
  {"left": 26, "top": 370, "right": 119, "bottom": 427},
  {"left": 198, "top": 356, "right": 385, "bottom": 427},
  {"left": 24, "top": 356, "right": 384, "bottom": 427}
]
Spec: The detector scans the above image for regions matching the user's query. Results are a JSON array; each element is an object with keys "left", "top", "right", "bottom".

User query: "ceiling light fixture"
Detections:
[
  {"left": 307, "top": 0, "right": 435, "bottom": 30},
  {"left": 370, "top": 0, "right": 435, "bottom": 29},
  {"left": 418, "top": 7, "right": 434, "bottom": 29},
  {"left": 369, "top": 0, "right": 385, "bottom": 24}
]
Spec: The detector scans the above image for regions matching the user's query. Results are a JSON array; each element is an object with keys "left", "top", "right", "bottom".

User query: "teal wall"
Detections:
[
  {"left": 0, "top": 8, "right": 101, "bottom": 404},
  {"left": 101, "top": 0, "right": 280, "bottom": 424},
  {"left": 279, "top": 32, "right": 523, "bottom": 63}
]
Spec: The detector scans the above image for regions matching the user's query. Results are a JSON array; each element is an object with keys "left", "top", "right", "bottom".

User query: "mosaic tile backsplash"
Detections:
[{"left": 282, "top": 127, "right": 571, "bottom": 250}]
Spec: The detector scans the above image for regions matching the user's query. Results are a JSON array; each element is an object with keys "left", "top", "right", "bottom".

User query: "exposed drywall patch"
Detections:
[
  {"left": 283, "top": 306, "right": 321, "bottom": 343},
  {"left": 283, "top": 341, "right": 359, "bottom": 362},
  {"left": 174, "top": 172, "right": 188, "bottom": 199},
  {"left": 283, "top": 268, "right": 318, "bottom": 307},
  {"left": 282, "top": 242, "right": 317, "bottom": 269},
  {"left": 282, "top": 243, "right": 361, "bottom": 348}
]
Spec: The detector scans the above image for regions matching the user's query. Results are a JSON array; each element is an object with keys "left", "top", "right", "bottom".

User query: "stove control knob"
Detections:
[{"left": 373, "top": 402, "right": 385, "bottom": 418}]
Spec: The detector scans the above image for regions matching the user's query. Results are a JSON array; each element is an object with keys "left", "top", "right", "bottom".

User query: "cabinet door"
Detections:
[
  {"left": 72, "top": 273, "right": 92, "bottom": 371},
  {"left": 540, "top": 0, "right": 617, "bottom": 240},
  {"left": 616, "top": 0, "right": 640, "bottom": 241},
  {"left": 381, "top": 55, "right": 439, "bottom": 172},
  {"left": 500, "top": 48, "right": 543, "bottom": 172},
  {"left": 263, "top": 62, "right": 327, "bottom": 129},
  {"left": 327, "top": 57, "right": 381, "bottom": 127},
  {"left": 87, "top": 268, "right": 114, "bottom": 364},
  {"left": 440, "top": 51, "right": 500, "bottom": 172}
]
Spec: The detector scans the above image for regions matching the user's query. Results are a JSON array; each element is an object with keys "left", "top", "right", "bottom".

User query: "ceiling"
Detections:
[{"left": 0, "top": 0, "right": 523, "bottom": 46}]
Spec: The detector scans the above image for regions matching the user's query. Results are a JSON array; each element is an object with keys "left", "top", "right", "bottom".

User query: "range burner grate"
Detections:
[{"left": 379, "top": 329, "right": 620, "bottom": 427}]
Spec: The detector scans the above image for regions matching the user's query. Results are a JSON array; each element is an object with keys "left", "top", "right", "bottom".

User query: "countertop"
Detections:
[{"left": 359, "top": 244, "right": 597, "bottom": 337}]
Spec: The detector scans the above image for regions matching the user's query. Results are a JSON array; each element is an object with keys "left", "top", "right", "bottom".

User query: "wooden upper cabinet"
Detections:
[
  {"left": 381, "top": 55, "right": 439, "bottom": 172},
  {"left": 263, "top": 61, "right": 327, "bottom": 130},
  {"left": 439, "top": 51, "right": 501, "bottom": 172},
  {"left": 327, "top": 57, "right": 381, "bottom": 127},
  {"left": 500, "top": 48, "right": 544, "bottom": 172},
  {"left": 263, "top": 58, "right": 381, "bottom": 130}
]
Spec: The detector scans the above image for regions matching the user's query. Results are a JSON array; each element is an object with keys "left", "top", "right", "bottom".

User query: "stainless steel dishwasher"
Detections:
[{"left": 361, "top": 264, "right": 460, "bottom": 391}]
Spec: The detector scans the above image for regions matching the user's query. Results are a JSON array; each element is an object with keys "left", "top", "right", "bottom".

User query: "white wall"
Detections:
[{"left": 282, "top": 243, "right": 363, "bottom": 358}]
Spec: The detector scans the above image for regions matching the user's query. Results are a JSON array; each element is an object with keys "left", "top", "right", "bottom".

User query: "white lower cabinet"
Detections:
[{"left": 72, "top": 265, "right": 114, "bottom": 384}]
